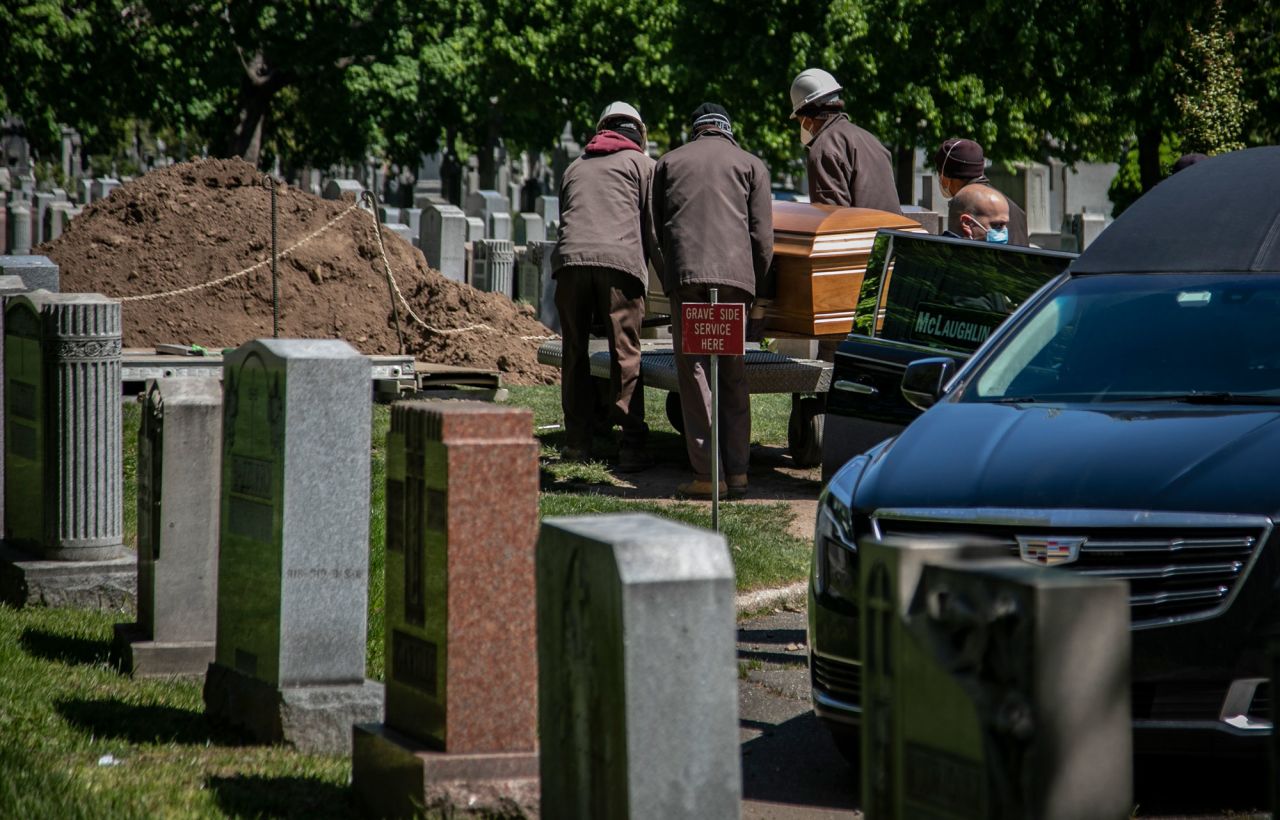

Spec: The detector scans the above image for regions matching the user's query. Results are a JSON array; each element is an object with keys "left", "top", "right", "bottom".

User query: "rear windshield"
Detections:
[
  {"left": 968, "top": 273, "right": 1280, "bottom": 401},
  {"left": 858, "top": 232, "right": 1072, "bottom": 354}
]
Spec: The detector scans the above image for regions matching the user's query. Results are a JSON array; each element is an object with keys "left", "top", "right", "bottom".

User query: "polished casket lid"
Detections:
[{"left": 772, "top": 202, "right": 923, "bottom": 238}]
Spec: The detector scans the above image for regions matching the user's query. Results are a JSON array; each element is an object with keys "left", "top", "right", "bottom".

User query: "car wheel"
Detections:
[
  {"left": 665, "top": 390, "right": 685, "bottom": 434},
  {"left": 788, "top": 395, "right": 825, "bottom": 467},
  {"left": 828, "top": 727, "right": 861, "bottom": 770}
]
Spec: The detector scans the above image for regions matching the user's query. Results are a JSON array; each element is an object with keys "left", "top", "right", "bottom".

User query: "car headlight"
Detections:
[{"left": 814, "top": 456, "right": 868, "bottom": 601}]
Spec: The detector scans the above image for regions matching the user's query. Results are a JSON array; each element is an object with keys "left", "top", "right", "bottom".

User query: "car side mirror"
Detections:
[{"left": 901, "top": 357, "right": 957, "bottom": 411}]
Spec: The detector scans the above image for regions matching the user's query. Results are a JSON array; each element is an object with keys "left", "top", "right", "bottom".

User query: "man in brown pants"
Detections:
[
  {"left": 653, "top": 103, "right": 774, "bottom": 498},
  {"left": 552, "top": 102, "right": 662, "bottom": 471}
]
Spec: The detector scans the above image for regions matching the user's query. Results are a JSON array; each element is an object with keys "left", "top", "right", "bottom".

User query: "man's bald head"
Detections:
[{"left": 948, "top": 185, "right": 1010, "bottom": 241}]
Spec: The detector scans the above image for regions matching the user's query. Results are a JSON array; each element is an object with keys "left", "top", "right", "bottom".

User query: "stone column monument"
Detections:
[
  {"left": 112, "top": 379, "right": 223, "bottom": 676},
  {"left": 0, "top": 292, "right": 132, "bottom": 609},
  {"left": 353, "top": 400, "right": 540, "bottom": 819},
  {"left": 203, "top": 339, "right": 382, "bottom": 755}
]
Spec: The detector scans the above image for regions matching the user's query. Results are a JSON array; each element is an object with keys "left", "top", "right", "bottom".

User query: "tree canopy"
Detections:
[{"left": 1, "top": 0, "right": 1276, "bottom": 189}]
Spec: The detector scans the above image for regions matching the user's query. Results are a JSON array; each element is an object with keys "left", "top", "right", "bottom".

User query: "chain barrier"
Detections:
[{"left": 119, "top": 199, "right": 363, "bottom": 303}]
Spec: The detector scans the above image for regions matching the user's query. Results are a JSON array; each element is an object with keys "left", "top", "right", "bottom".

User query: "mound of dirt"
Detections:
[{"left": 40, "top": 158, "right": 558, "bottom": 385}]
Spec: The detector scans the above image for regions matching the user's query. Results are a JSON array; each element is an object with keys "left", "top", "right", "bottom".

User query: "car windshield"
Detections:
[{"left": 967, "top": 273, "right": 1280, "bottom": 403}]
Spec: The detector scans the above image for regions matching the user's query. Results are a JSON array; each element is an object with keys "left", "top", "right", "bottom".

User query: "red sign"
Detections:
[{"left": 681, "top": 302, "right": 746, "bottom": 356}]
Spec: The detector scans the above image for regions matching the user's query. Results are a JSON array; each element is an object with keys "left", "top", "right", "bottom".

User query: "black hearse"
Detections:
[{"left": 811, "top": 147, "right": 1278, "bottom": 761}]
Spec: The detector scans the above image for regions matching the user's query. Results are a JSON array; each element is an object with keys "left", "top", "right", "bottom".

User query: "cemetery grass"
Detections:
[{"left": 0, "top": 606, "right": 354, "bottom": 819}]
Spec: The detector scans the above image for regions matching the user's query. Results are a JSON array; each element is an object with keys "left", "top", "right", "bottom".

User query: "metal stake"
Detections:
[
  {"left": 263, "top": 175, "right": 280, "bottom": 338},
  {"left": 710, "top": 287, "right": 720, "bottom": 532}
]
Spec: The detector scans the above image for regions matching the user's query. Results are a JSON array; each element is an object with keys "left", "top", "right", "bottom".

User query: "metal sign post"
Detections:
[
  {"left": 680, "top": 293, "right": 746, "bottom": 534},
  {"left": 710, "top": 288, "right": 719, "bottom": 531}
]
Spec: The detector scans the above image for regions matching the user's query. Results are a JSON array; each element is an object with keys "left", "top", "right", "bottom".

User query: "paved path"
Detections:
[{"left": 735, "top": 607, "right": 1269, "bottom": 819}]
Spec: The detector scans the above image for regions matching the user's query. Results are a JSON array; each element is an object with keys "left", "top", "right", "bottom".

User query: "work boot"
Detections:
[
  {"left": 676, "top": 478, "right": 728, "bottom": 499},
  {"left": 617, "top": 447, "right": 654, "bottom": 473},
  {"left": 727, "top": 474, "right": 749, "bottom": 499}
]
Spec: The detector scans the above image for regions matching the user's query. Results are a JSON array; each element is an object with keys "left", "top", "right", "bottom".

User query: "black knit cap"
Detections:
[
  {"left": 691, "top": 102, "right": 733, "bottom": 135},
  {"left": 1171, "top": 152, "right": 1209, "bottom": 174},
  {"left": 934, "top": 137, "right": 985, "bottom": 180}
]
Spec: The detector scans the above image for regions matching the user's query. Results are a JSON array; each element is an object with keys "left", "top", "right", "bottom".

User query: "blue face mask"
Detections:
[
  {"left": 965, "top": 215, "right": 1009, "bottom": 245},
  {"left": 984, "top": 225, "right": 1009, "bottom": 245}
]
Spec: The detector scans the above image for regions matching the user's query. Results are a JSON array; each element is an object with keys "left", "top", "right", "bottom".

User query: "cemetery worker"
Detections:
[
  {"left": 552, "top": 101, "right": 662, "bottom": 471},
  {"left": 653, "top": 103, "right": 773, "bottom": 499},
  {"left": 943, "top": 184, "right": 1011, "bottom": 244},
  {"left": 934, "top": 137, "right": 1030, "bottom": 245},
  {"left": 789, "top": 68, "right": 902, "bottom": 214}
]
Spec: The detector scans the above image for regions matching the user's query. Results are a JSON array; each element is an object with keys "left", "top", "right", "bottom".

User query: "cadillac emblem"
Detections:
[{"left": 1017, "top": 535, "right": 1086, "bottom": 566}]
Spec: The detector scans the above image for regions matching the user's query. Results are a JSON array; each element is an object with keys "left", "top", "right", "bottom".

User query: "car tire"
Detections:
[
  {"left": 788, "top": 395, "right": 825, "bottom": 467},
  {"left": 665, "top": 390, "right": 685, "bottom": 434},
  {"left": 828, "top": 727, "right": 861, "bottom": 770}
]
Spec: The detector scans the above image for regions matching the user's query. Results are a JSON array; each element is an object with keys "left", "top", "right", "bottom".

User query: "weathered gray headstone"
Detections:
[
  {"left": 464, "top": 216, "right": 484, "bottom": 243},
  {"left": 465, "top": 190, "right": 508, "bottom": 238},
  {"left": 112, "top": 379, "right": 222, "bottom": 676},
  {"left": 0, "top": 275, "right": 30, "bottom": 537},
  {"left": 859, "top": 537, "right": 1131, "bottom": 820},
  {"left": 988, "top": 162, "right": 1051, "bottom": 235},
  {"left": 472, "top": 239, "right": 514, "bottom": 296},
  {"left": 402, "top": 207, "right": 422, "bottom": 248},
  {"left": 78, "top": 178, "right": 93, "bottom": 206},
  {"left": 43, "top": 202, "right": 74, "bottom": 243},
  {"left": 0, "top": 255, "right": 59, "bottom": 292},
  {"left": 513, "top": 212, "right": 544, "bottom": 246},
  {"left": 516, "top": 240, "right": 554, "bottom": 317},
  {"left": 6, "top": 203, "right": 32, "bottom": 255},
  {"left": 202, "top": 338, "right": 381, "bottom": 755},
  {"left": 0, "top": 292, "right": 131, "bottom": 609},
  {"left": 379, "top": 205, "right": 401, "bottom": 225},
  {"left": 533, "top": 195, "right": 559, "bottom": 228},
  {"left": 323, "top": 178, "right": 365, "bottom": 202},
  {"left": 31, "top": 192, "right": 56, "bottom": 246},
  {"left": 537, "top": 514, "right": 741, "bottom": 819},
  {"left": 489, "top": 211, "right": 512, "bottom": 242},
  {"left": 421, "top": 202, "right": 466, "bottom": 283},
  {"left": 384, "top": 223, "right": 414, "bottom": 245},
  {"left": 92, "top": 177, "right": 120, "bottom": 201}
]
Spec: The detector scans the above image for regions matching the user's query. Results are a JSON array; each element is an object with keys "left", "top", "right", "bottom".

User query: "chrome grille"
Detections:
[
  {"left": 872, "top": 510, "right": 1270, "bottom": 629},
  {"left": 812, "top": 654, "right": 862, "bottom": 703}
]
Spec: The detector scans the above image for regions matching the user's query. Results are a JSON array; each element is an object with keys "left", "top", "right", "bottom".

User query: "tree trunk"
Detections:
[
  {"left": 1137, "top": 125, "right": 1164, "bottom": 192},
  {"left": 224, "top": 78, "right": 277, "bottom": 166},
  {"left": 894, "top": 144, "right": 916, "bottom": 208}
]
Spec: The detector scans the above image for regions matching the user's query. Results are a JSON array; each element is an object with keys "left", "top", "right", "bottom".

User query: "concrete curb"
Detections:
[{"left": 735, "top": 581, "right": 807, "bottom": 616}]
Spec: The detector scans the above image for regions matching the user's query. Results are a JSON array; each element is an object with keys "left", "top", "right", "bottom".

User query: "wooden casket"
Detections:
[{"left": 766, "top": 203, "right": 925, "bottom": 336}]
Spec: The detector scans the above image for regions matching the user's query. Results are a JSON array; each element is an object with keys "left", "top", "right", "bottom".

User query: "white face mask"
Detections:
[{"left": 800, "top": 123, "right": 815, "bottom": 146}]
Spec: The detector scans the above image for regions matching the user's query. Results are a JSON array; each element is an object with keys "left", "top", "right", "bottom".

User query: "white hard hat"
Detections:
[
  {"left": 789, "top": 68, "right": 842, "bottom": 118},
  {"left": 596, "top": 101, "right": 644, "bottom": 131}
]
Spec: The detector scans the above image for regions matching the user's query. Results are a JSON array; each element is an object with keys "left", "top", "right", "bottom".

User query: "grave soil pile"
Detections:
[{"left": 39, "top": 158, "right": 558, "bottom": 384}]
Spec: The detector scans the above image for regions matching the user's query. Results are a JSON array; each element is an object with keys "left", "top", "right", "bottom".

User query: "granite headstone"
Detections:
[
  {"left": 537, "top": 514, "right": 741, "bottom": 819},
  {"left": 112, "top": 379, "right": 223, "bottom": 676},
  {"left": 353, "top": 400, "right": 540, "bottom": 818},
  {"left": 0, "top": 255, "right": 59, "bottom": 292},
  {"left": 202, "top": 339, "right": 381, "bottom": 754},
  {"left": 420, "top": 202, "right": 467, "bottom": 282}
]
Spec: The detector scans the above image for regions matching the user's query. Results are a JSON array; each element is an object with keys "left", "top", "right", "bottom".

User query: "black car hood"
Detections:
[{"left": 855, "top": 401, "right": 1280, "bottom": 517}]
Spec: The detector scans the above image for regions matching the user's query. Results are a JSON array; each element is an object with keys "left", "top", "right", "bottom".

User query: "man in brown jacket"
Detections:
[
  {"left": 653, "top": 103, "right": 773, "bottom": 498},
  {"left": 789, "top": 68, "right": 902, "bottom": 214},
  {"left": 552, "top": 101, "right": 661, "bottom": 470}
]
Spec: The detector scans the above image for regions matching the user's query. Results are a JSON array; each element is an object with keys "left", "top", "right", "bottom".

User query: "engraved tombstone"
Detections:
[
  {"left": 513, "top": 212, "right": 544, "bottom": 246},
  {"left": 111, "top": 379, "right": 222, "bottom": 676},
  {"left": 323, "top": 178, "right": 364, "bottom": 202},
  {"left": 420, "top": 202, "right": 466, "bottom": 283},
  {"left": 0, "top": 275, "right": 31, "bottom": 537},
  {"left": 6, "top": 203, "right": 31, "bottom": 255},
  {"left": 465, "top": 190, "right": 509, "bottom": 240},
  {"left": 0, "top": 292, "right": 130, "bottom": 609},
  {"left": 202, "top": 339, "right": 381, "bottom": 754},
  {"left": 860, "top": 537, "right": 1131, "bottom": 820},
  {"left": 537, "top": 514, "right": 741, "bottom": 819},
  {"left": 353, "top": 400, "right": 540, "bottom": 819}
]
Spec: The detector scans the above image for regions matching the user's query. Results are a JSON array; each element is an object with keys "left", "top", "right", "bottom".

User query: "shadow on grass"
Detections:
[
  {"left": 19, "top": 627, "right": 111, "bottom": 666},
  {"left": 209, "top": 774, "right": 358, "bottom": 819},
  {"left": 54, "top": 698, "right": 248, "bottom": 747}
]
